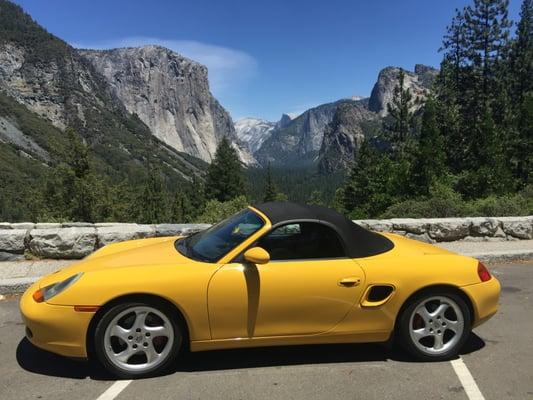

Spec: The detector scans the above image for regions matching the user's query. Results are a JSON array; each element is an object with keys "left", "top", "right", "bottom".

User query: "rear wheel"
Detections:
[
  {"left": 398, "top": 291, "right": 471, "bottom": 361},
  {"left": 94, "top": 301, "right": 182, "bottom": 378}
]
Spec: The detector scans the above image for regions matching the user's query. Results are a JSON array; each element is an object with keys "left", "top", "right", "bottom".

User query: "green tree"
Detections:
[
  {"left": 510, "top": 0, "right": 533, "bottom": 103},
  {"left": 441, "top": 9, "right": 468, "bottom": 90},
  {"left": 464, "top": 0, "right": 512, "bottom": 99},
  {"left": 205, "top": 137, "right": 246, "bottom": 202},
  {"left": 410, "top": 97, "right": 447, "bottom": 196},
  {"left": 458, "top": 104, "right": 512, "bottom": 197},
  {"left": 437, "top": 0, "right": 515, "bottom": 196},
  {"left": 263, "top": 164, "right": 286, "bottom": 202},
  {"left": 171, "top": 190, "right": 194, "bottom": 223},
  {"left": 340, "top": 140, "right": 395, "bottom": 218},
  {"left": 41, "top": 129, "right": 104, "bottom": 222},
  {"left": 386, "top": 68, "right": 415, "bottom": 157},
  {"left": 136, "top": 167, "right": 170, "bottom": 223},
  {"left": 513, "top": 92, "right": 533, "bottom": 185}
]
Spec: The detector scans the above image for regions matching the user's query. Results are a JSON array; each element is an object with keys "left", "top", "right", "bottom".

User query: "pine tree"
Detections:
[
  {"left": 263, "top": 164, "right": 282, "bottom": 202},
  {"left": 136, "top": 167, "right": 170, "bottom": 223},
  {"left": 66, "top": 129, "right": 96, "bottom": 221},
  {"left": 171, "top": 191, "right": 193, "bottom": 223},
  {"left": 341, "top": 140, "right": 395, "bottom": 218},
  {"left": 204, "top": 137, "right": 246, "bottom": 202},
  {"left": 41, "top": 129, "right": 102, "bottom": 221},
  {"left": 441, "top": 9, "right": 468, "bottom": 90},
  {"left": 458, "top": 103, "right": 513, "bottom": 197},
  {"left": 437, "top": 0, "right": 515, "bottom": 193},
  {"left": 410, "top": 97, "right": 447, "bottom": 196},
  {"left": 464, "top": 0, "right": 512, "bottom": 101},
  {"left": 510, "top": 0, "right": 533, "bottom": 103},
  {"left": 188, "top": 175, "right": 206, "bottom": 216},
  {"left": 386, "top": 68, "right": 415, "bottom": 158},
  {"left": 514, "top": 92, "right": 533, "bottom": 185}
]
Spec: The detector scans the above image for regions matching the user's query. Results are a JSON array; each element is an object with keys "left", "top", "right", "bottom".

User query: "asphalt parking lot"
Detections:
[{"left": 0, "top": 262, "right": 532, "bottom": 400}]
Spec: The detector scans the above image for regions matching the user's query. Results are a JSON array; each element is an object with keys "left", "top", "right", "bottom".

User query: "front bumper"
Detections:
[
  {"left": 19, "top": 281, "right": 94, "bottom": 358},
  {"left": 461, "top": 276, "right": 501, "bottom": 328}
]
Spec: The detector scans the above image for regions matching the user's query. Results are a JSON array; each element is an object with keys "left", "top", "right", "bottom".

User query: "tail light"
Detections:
[{"left": 477, "top": 262, "right": 491, "bottom": 282}]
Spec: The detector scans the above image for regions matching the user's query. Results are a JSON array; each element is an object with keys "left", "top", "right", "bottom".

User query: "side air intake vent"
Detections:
[{"left": 367, "top": 285, "right": 394, "bottom": 302}]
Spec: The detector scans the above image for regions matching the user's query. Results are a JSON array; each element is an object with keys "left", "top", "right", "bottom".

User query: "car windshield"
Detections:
[{"left": 175, "top": 208, "right": 264, "bottom": 263}]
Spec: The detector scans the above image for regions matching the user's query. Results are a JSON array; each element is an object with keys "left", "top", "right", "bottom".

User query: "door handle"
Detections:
[{"left": 338, "top": 277, "right": 361, "bottom": 287}]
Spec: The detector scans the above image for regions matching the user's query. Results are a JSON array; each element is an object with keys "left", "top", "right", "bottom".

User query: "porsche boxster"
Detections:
[{"left": 20, "top": 202, "right": 500, "bottom": 378}]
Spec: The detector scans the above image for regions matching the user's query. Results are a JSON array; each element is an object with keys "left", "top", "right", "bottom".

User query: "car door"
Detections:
[{"left": 208, "top": 221, "right": 366, "bottom": 339}]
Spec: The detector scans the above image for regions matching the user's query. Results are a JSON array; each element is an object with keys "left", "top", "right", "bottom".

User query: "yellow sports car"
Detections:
[{"left": 20, "top": 202, "right": 500, "bottom": 378}]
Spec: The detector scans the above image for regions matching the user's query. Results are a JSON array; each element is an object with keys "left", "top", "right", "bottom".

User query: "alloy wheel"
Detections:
[
  {"left": 408, "top": 296, "right": 465, "bottom": 355},
  {"left": 103, "top": 305, "right": 175, "bottom": 373}
]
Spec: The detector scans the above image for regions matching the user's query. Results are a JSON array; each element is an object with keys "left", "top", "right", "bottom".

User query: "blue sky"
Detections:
[{"left": 13, "top": 0, "right": 522, "bottom": 121}]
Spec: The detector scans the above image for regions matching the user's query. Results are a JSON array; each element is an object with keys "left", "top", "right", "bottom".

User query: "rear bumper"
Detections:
[
  {"left": 19, "top": 281, "right": 93, "bottom": 358},
  {"left": 461, "top": 276, "right": 501, "bottom": 328}
]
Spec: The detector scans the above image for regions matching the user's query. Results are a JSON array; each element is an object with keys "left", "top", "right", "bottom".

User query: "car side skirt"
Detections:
[{"left": 190, "top": 331, "right": 391, "bottom": 352}]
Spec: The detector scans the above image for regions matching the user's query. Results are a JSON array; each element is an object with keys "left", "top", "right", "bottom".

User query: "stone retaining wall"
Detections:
[{"left": 0, "top": 217, "right": 531, "bottom": 261}]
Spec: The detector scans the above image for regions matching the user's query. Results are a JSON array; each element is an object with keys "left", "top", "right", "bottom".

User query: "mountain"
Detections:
[
  {"left": 79, "top": 46, "right": 253, "bottom": 164},
  {"left": 318, "top": 102, "right": 379, "bottom": 173},
  {"left": 252, "top": 65, "right": 437, "bottom": 169},
  {"left": 254, "top": 99, "right": 360, "bottom": 166},
  {"left": 234, "top": 117, "right": 276, "bottom": 153},
  {"left": 0, "top": 0, "right": 205, "bottom": 193},
  {"left": 368, "top": 64, "right": 438, "bottom": 116}
]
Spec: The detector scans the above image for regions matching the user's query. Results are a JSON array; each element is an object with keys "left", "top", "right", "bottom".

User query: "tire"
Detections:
[
  {"left": 93, "top": 300, "right": 182, "bottom": 378},
  {"left": 397, "top": 290, "right": 471, "bottom": 361}
]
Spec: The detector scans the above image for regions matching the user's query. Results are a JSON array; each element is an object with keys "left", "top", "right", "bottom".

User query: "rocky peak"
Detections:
[
  {"left": 318, "top": 102, "right": 379, "bottom": 173},
  {"left": 79, "top": 45, "right": 253, "bottom": 164},
  {"left": 368, "top": 65, "right": 437, "bottom": 117},
  {"left": 277, "top": 113, "right": 294, "bottom": 129}
]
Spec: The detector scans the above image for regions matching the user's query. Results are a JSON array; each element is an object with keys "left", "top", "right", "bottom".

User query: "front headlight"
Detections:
[{"left": 32, "top": 273, "right": 84, "bottom": 303}]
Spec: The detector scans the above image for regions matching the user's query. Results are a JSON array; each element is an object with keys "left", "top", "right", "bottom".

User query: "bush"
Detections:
[
  {"left": 380, "top": 182, "right": 467, "bottom": 218},
  {"left": 466, "top": 187, "right": 533, "bottom": 217},
  {"left": 380, "top": 184, "right": 532, "bottom": 218}
]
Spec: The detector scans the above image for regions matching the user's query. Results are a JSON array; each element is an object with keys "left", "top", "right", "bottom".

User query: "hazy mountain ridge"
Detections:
[
  {"left": 235, "top": 117, "right": 276, "bottom": 153},
  {"left": 253, "top": 99, "right": 359, "bottom": 167}
]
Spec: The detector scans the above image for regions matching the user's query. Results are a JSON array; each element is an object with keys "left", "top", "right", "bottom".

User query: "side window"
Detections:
[{"left": 257, "top": 222, "right": 345, "bottom": 261}]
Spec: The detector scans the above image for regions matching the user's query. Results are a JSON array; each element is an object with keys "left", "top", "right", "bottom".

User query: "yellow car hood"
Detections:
[{"left": 38, "top": 236, "right": 191, "bottom": 287}]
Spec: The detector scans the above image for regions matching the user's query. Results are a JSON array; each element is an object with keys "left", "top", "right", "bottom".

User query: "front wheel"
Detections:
[
  {"left": 398, "top": 291, "right": 471, "bottom": 361},
  {"left": 94, "top": 301, "right": 182, "bottom": 378}
]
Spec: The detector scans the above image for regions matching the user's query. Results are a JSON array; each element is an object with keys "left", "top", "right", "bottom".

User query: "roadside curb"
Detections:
[{"left": 1, "top": 251, "right": 532, "bottom": 295}]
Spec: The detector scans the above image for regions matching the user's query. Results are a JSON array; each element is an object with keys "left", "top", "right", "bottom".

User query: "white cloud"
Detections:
[{"left": 71, "top": 37, "right": 257, "bottom": 95}]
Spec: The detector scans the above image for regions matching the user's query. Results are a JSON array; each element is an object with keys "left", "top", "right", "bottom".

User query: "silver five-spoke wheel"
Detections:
[
  {"left": 399, "top": 291, "right": 471, "bottom": 361},
  {"left": 104, "top": 306, "right": 174, "bottom": 372},
  {"left": 94, "top": 301, "right": 181, "bottom": 378},
  {"left": 409, "top": 296, "right": 464, "bottom": 355}
]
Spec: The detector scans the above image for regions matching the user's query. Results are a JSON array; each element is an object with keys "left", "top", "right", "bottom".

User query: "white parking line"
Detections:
[
  {"left": 450, "top": 358, "right": 485, "bottom": 400},
  {"left": 96, "top": 380, "right": 132, "bottom": 400}
]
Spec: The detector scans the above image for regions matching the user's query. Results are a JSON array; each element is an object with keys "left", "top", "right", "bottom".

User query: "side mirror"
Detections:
[{"left": 243, "top": 247, "right": 270, "bottom": 265}]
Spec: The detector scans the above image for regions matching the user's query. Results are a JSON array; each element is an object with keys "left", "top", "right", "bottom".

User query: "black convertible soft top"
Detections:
[{"left": 252, "top": 201, "right": 394, "bottom": 258}]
